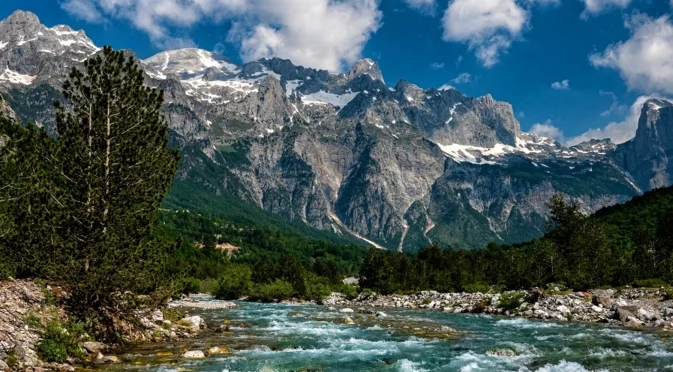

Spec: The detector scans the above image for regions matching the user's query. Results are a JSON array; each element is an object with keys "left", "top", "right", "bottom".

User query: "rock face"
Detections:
[
  {"left": 614, "top": 99, "right": 673, "bottom": 191},
  {"left": 2, "top": 10, "right": 670, "bottom": 250}
]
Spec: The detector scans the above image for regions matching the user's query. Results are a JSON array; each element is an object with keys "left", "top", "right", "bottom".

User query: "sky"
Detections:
[{"left": 1, "top": 0, "right": 673, "bottom": 146}]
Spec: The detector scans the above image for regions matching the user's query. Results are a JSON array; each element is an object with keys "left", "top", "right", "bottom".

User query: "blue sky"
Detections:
[{"left": 2, "top": 0, "right": 673, "bottom": 146}]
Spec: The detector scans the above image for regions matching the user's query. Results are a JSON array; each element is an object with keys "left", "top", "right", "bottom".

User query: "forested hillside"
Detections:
[{"left": 359, "top": 186, "right": 673, "bottom": 294}]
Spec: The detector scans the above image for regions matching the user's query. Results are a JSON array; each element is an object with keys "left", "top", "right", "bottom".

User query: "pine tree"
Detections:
[{"left": 0, "top": 47, "right": 179, "bottom": 339}]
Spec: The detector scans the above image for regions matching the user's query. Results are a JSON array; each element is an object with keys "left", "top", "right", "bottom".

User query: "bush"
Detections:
[
  {"left": 498, "top": 292, "right": 525, "bottom": 311},
  {"left": 335, "top": 284, "right": 358, "bottom": 299},
  {"left": 463, "top": 282, "right": 491, "bottom": 294},
  {"left": 36, "top": 321, "right": 88, "bottom": 362},
  {"left": 633, "top": 279, "right": 668, "bottom": 288},
  {"left": 213, "top": 265, "right": 252, "bottom": 300},
  {"left": 174, "top": 277, "right": 201, "bottom": 297},
  {"left": 248, "top": 280, "right": 294, "bottom": 302}
]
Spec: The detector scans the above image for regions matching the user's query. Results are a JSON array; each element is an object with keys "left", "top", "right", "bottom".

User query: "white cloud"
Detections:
[
  {"left": 61, "top": 0, "right": 104, "bottom": 23},
  {"left": 590, "top": 15, "right": 673, "bottom": 95},
  {"left": 403, "top": 0, "right": 436, "bottom": 13},
  {"left": 580, "top": 0, "right": 632, "bottom": 19},
  {"left": 551, "top": 79, "right": 570, "bottom": 90},
  {"left": 441, "top": 0, "right": 528, "bottom": 67},
  {"left": 529, "top": 120, "right": 566, "bottom": 144},
  {"left": 430, "top": 62, "right": 445, "bottom": 69},
  {"left": 61, "top": 0, "right": 382, "bottom": 72},
  {"left": 451, "top": 72, "right": 472, "bottom": 84},
  {"left": 599, "top": 90, "right": 627, "bottom": 117},
  {"left": 567, "top": 95, "right": 668, "bottom": 145},
  {"left": 438, "top": 84, "right": 455, "bottom": 91}
]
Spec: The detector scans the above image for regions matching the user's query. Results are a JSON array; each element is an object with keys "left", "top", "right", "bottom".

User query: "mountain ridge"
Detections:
[{"left": 0, "top": 10, "right": 668, "bottom": 250}]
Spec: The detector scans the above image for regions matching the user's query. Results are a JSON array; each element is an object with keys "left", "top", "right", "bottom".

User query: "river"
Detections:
[{"left": 107, "top": 299, "right": 673, "bottom": 371}]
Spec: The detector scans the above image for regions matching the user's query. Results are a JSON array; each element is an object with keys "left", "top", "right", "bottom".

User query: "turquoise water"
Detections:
[{"left": 117, "top": 301, "right": 673, "bottom": 371}]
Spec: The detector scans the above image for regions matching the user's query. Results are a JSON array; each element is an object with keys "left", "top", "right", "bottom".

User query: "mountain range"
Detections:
[{"left": 1, "top": 10, "right": 672, "bottom": 250}]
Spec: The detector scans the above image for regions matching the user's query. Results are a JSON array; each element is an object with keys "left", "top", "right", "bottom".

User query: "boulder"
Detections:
[
  {"left": 339, "top": 308, "right": 354, "bottom": 314},
  {"left": 182, "top": 350, "right": 205, "bottom": 359},
  {"left": 637, "top": 308, "right": 655, "bottom": 321},
  {"left": 95, "top": 353, "right": 119, "bottom": 363},
  {"left": 556, "top": 305, "right": 570, "bottom": 314},
  {"left": 591, "top": 305, "right": 603, "bottom": 313},
  {"left": 344, "top": 317, "right": 354, "bottom": 325},
  {"left": 151, "top": 309, "right": 164, "bottom": 323},
  {"left": 205, "top": 347, "right": 230, "bottom": 355},
  {"left": 592, "top": 295, "right": 613, "bottom": 309},
  {"left": 616, "top": 308, "right": 636, "bottom": 322},
  {"left": 664, "top": 308, "right": 673, "bottom": 317},
  {"left": 82, "top": 341, "right": 105, "bottom": 354},
  {"left": 375, "top": 311, "right": 387, "bottom": 318},
  {"left": 180, "top": 315, "right": 206, "bottom": 333}
]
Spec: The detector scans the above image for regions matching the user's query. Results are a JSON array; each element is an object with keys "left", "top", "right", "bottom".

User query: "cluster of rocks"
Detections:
[
  {"left": 323, "top": 287, "right": 673, "bottom": 329},
  {"left": 0, "top": 280, "right": 72, "bottom": 371},
  {"left": 0, "top": 280, "right": 218, "bottom": 371}
]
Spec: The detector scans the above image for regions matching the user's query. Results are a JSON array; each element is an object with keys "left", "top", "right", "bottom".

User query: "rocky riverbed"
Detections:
[
  {"left": 323, "top": 287, "right": 673, "bottom": 330},
  {"left": 0, "top": 280, "right": 238, "bottom": 371}
]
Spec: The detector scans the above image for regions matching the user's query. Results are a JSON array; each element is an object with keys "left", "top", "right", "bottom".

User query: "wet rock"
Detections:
[
  {"left": 375, "top": 311, "right": 387, "bottom": 318},
  {"left": 95, "top": 353, "right": 120, "bottom": 364},
  {"left": 205, "top": 347, "right": 230, "bottom": 355},
  {"left": 487, "top": 348, "right": 518, "bottom": 357},
  {"left": 339, "top": 308, "right": 354, "bottom": 314},
  {"left": 344, "top": 317, "right": 354, "bottom": 325},
  {"left": 182, "top": 350, "right": 206, "bottom": 359}
]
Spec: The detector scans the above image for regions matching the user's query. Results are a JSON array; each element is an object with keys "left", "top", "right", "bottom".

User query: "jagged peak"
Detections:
[
  {"left": 2, "top": 10, "right": 41, "bottom": 26},
  {"left": 644, "top": 98, "right": 672, "bottom": 112},
  {"left": 347, "top": 58, "right": 384, "bottom": 84}
]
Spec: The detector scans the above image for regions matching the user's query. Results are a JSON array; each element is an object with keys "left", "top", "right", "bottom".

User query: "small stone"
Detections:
[{"left": 182, "top": 350, "right": 206, "bottom": 359}]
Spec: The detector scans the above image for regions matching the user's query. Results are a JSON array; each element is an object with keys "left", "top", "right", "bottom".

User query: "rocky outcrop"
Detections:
[{"left": 615, "top": 99, "right": 673, "bottom": 190}]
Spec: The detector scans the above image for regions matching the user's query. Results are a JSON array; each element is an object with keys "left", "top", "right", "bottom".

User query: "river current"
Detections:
[{"left": 111, "top": 300, "right": 673, "bottom": 371}]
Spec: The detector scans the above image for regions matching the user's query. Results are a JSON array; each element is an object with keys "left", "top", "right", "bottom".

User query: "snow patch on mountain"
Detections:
[
  {"left": 0, "top": 68, "right": 36, "bottom": 85},
  {"left": 301, "top": 90, "right": 359, "bottom": 108}
]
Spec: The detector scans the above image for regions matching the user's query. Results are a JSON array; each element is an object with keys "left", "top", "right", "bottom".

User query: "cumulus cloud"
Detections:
[
  {"left": 580, "top": 0, "right": 632, "bottom": 19},
  {"left": 403, "top": 0, "right": 436, "bottom": 13},
  {"left": 451, "top": 72, "right": 472, "bottom": 84},
  {"left": 590, "top": 14, "right": 673, "bottom": 95},
  {"left": 60, "top": 0, "right": 382, "bottom": 72},
  {"left": 551, "top": 79, "right": 570, "bottom": 90},
  {"left": 529, "top": 120, "right": 566, "bottom": 144},
  {"left": 441, "top": 0, "right": 528, "bottom": 67},
  {"left": 567, "top": 95, "right": 669, "bottom": 146}
]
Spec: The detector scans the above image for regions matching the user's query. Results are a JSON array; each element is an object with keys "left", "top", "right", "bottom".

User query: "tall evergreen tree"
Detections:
[{"left": 0, "top": 47, "right": 179, "bottom": 339}]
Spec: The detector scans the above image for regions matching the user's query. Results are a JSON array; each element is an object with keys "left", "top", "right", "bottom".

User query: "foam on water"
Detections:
[
  {"left": 531, "top": 360, "right": 608, "bottom": 372},
  {"left": 397, "top": 359, "right": 428, "bottom": 372},
  {"left": 495, "top": 318, "right": 563, "bottom": 329}
]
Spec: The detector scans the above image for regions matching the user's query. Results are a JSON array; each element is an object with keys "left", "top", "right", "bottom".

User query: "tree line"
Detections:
[{"left": 359, "top": 192, "right": 673, "bottom": 294}]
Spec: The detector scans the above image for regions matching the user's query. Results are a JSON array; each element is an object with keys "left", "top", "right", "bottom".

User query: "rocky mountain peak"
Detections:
[
  {"left": 347, "top": 58, "right": 384, "bottom": 84},
  {"left": 143, "top": 49, "right": 238, "bottom": 79}
]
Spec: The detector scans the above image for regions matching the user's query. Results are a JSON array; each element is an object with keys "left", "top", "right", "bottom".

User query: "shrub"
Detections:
[
  {"left": 633, "top": 279, "right": 668, "bottom": 288},
  {"left": 174, "top": 277, "right": 201, "bottom": 297},
  {"left": 664, "top": 288, "right": 673, "bottom": 301},
  {"left": 463, "top": 282, "right": 491, "bottom": 294},
  {"left": 248, "top": 280, "right": 294, "bottom": 302},
  {"left": 36, "top": 321, "right": 88, "bottom": 362},
  {"left": 213, "top": 265, "right": 252, "bottom": 300},
  {"left": 335, "top": 284, "right": 358, "bottom": 299},
  {"left": 498, "top": 292, "right": 525, "bottom": 311}
]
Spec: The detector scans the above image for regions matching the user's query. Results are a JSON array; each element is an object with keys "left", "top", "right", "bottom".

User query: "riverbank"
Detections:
[
  {"left": 322, "top": 287, "right": 673, "bottom": 330},
  {"left": 0, "top": 280, "right": 235, "bottom": 370}
]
